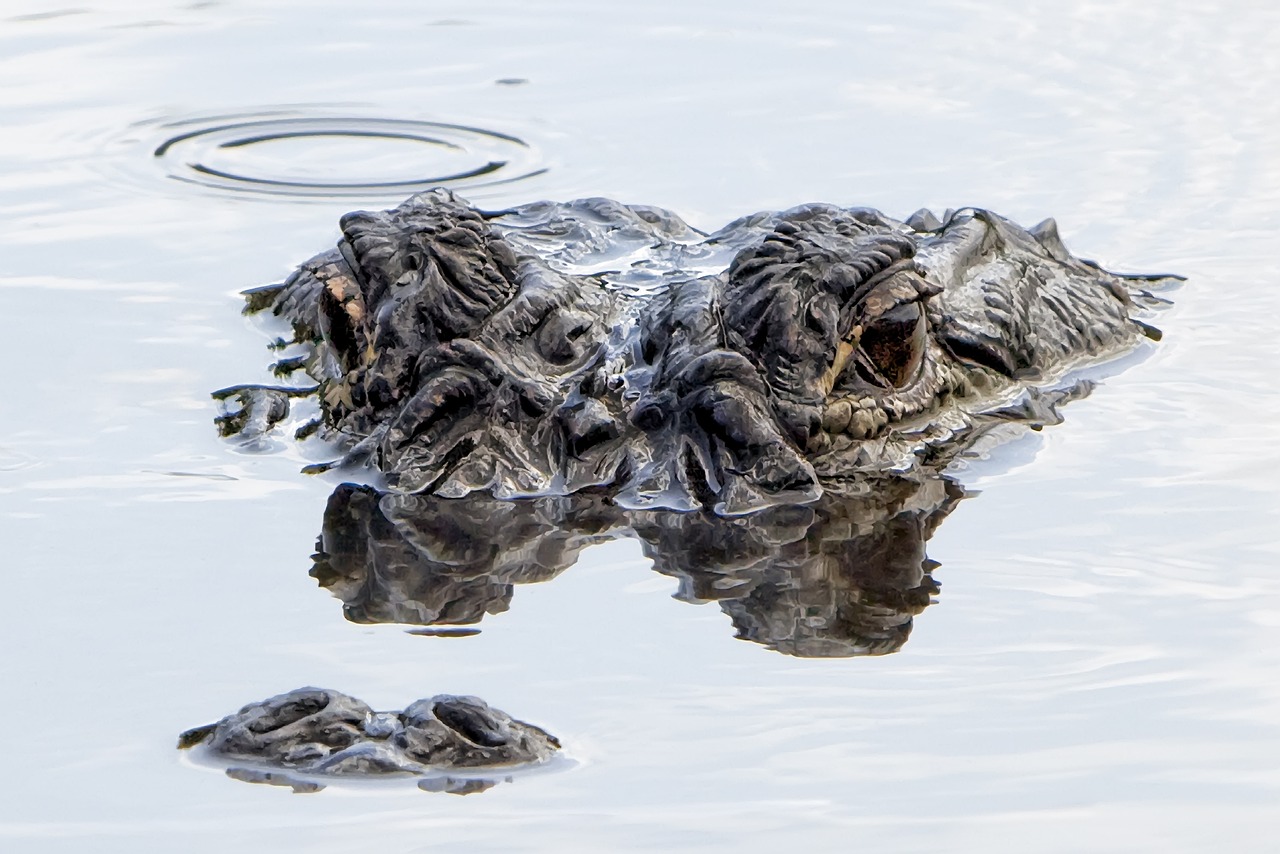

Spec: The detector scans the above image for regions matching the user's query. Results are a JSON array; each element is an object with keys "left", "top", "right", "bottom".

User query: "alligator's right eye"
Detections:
[{"left": 856, "top": 301, "right": 925, "bottom": 389}]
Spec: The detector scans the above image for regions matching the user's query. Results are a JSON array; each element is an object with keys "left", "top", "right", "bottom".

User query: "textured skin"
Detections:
[
  {"left": 220, "top": 190, "right": 1174, "bottom": 514},
  {"left": 179, "top": 688, "right": 560, "bottom": 788},
  {"left": 306, "top": 377, "right": 1103, "bottom": 659}
]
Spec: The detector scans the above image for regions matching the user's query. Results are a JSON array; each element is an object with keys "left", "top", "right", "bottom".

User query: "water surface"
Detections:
[{"left": 3, "top": 1, "right": 1279, "bottom": 851}]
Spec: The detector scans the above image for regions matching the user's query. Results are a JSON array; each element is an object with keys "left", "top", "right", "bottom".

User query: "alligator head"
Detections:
[{"left": 219, "top": 190, "right": 1176, "bottom": 514}]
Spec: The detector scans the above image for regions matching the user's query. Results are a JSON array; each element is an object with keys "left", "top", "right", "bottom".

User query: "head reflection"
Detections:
[{"left": 311, "top": 473, "right": 962, "bottom": 658}]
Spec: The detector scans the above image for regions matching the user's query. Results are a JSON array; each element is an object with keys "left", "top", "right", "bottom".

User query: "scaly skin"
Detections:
[
  {"left": 219, "top": 190, "right": 1175, "bottom": 514},
  {"left": 179, "top": 688, "right": 561, "bottom": 792}
]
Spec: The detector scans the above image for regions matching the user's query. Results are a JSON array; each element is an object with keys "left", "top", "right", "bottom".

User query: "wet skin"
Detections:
[
  {"left": 198, "top": 190, "right": 1177, "bottom": 787},
  {"left": 219, "top": 190, "right": 1176, "bottom": 515}
]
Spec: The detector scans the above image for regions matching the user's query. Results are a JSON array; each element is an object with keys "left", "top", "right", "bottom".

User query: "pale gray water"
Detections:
[{"left": 2, "top": 1, "right": 1279, "bottom": 851}]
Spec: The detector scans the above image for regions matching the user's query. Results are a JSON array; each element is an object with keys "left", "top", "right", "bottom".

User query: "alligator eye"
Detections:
[{"left": 856, "top": 301, "right": 925, "bottom": 389}]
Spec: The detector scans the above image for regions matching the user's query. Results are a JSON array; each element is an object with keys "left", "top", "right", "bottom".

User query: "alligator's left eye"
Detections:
[{"left": 856, "top": 301, "right": 926, "bottom": 389}]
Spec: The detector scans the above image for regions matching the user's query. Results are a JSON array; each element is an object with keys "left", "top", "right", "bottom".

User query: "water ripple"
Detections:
[{"left": 144, "top": 111, "right": 546, "bottom": 199}]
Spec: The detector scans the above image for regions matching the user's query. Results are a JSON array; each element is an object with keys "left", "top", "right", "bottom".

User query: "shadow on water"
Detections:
[
  {"left": 311, "top": 472, "right": 960, "bottom": 658},
  {"left": 190, "top": 759, "right": 527, "bottom": 797}
]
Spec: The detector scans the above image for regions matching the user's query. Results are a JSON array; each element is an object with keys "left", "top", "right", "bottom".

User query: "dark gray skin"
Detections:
[
  {"left": 219, "top": 189, "right": 1175, "bottom": 515},
  {"left": 181, "top": 389, "right": 1092, "bottom": 793},
  {"left": 179, "top": 688, "right": 560, "bottom": 792},
  {"left": 198, "top": 194, "right": 1175, "bottom": 786},
  {"left": 308, "top": 378, "right": 1105, "bottom": 658}
]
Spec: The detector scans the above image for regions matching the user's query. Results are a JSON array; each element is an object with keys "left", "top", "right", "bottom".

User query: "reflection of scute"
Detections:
[
  {"left": 150, "top": 113, "right": 545, "bottom": 199},
  {"left": 310, "top": 484, "right": 616, "bottom": 627},
  {"left": 311, "top": 478, "right": 957, "bottom": 658}
]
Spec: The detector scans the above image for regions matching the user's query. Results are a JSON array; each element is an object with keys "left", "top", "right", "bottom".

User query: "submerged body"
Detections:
[{"left": 224, "top": 190, "right": 1174, "bottom": 514}]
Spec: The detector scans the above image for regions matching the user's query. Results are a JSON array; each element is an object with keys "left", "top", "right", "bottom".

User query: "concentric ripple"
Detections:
[{"left": 149, "top": 113, "right": 545, "bottom": 198}]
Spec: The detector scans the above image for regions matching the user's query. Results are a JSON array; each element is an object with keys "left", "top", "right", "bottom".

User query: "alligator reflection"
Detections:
[
  {"left": 311, "top": 473, "right": 962, "bottom": 657},
  {"left": 220, "top": 766, "right": 506, "bottom": 796}
]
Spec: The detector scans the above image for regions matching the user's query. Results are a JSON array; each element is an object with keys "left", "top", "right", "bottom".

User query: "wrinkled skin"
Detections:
[
  {"left": 219, "top": 190, "right": 1175, "bottom": 515},
  {"left": 181, "top": 385, "right": 1105, "bottom": 792},
  {"left": 307, "top": 376, "right": 1104, "bottom": 658},
  {"left": 179, "top": 687, "right": 560, "bottom": 793},
  {"left": 197, "top": 193, "right": 1176, "bottom": 788}
]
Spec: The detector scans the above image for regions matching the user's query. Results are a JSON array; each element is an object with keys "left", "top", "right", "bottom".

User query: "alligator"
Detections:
[
  {"left": 200, "top": 191, "right": 1176, "bottom": 786},
  {"left": 179, "top": 687, "right": 561, "bottom": 794},
  {"left": 217, "top": 189, "right": 1176, "bottom": 515}
]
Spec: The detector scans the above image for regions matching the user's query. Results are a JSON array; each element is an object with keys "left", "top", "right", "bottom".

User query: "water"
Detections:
[
  {"left": 146, "top": 113, "right": 546, "bottom": 197},
  {"left": 2, "top": 0, "right": 1279, "bottom": 850}
]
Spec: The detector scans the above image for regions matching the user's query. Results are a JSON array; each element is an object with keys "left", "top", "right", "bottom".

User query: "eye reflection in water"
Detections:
[{"left": 310, "top": 471, "right": 961, "bottom": 658}]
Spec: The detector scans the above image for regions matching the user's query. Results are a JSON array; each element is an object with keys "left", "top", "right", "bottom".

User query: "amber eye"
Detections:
[{"left": 856, "top": 302, "right": 925, "bottom": 389}]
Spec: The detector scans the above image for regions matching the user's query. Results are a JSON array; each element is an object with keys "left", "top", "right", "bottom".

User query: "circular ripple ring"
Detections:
[{"left": 151, "top": 114, "right": 546, "bottom": 199}]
